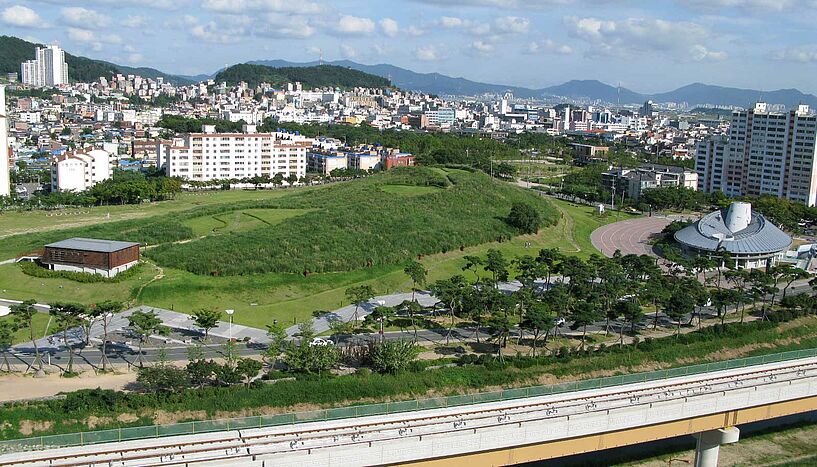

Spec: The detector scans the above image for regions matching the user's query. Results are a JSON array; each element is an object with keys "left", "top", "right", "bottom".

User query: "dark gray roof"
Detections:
[
  {"left": 674, "top": 209, "right": 792, "bottom": 255},
  {"left": 45, "top": 238, "right": 140, "bottom": 253}
]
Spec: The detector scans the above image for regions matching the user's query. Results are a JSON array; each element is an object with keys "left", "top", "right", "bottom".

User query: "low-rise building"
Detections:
[
  {"left": 307, "top": 152, "right": 348, "bottom": 175},
  {"left": 41, "top": 237, "right": 140, "bottom": 277},
  {"left": 50, "top": 148, "right": 111, "bottom": 192},
  {"left": 602, "top": 164, "right": 698, "bottom": 202}
]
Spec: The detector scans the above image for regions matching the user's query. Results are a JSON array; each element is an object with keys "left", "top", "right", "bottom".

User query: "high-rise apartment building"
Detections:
[
  {"left": 695, "top": 103, "right": 817, "bottom": 205},
  {"left": 0, "top": 85, "right": 9, "bottom": 197},
  {"left": 21, "top": 45, "right": 69, "bottom": 87},
  {"left": 163, "top": 125, "right": 310, "bottom": 182}
]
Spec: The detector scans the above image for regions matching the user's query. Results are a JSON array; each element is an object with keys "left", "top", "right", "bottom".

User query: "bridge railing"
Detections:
[{"left": 2, "top": 348, "right": 816, "bottom": 453}]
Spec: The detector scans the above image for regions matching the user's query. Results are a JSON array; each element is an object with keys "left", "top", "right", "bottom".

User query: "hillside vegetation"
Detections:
[
  {"left": 146, "top": 167, "right": 557, "bottom": 275},
  {"left": 214, "top": 64, "right": 391, "bottom": 89},
  {"left": 0, "top": 36, "right": 192, "bottom": 85}
]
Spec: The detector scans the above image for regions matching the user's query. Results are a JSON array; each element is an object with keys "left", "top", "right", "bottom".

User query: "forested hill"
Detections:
[
  {"left": 0, "top": 35, "right": 193, "bottom": 85},
  {"left": 213, "top": 64, "right": 392, "bottom": 89}
]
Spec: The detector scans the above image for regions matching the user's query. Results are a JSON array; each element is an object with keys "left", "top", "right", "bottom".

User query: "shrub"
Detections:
[
  {"left": 507, "top": 202, "right": 543, "bottom": 234},
  {"left": 18, "top": 261, "right": 147, "bottom": 283}
]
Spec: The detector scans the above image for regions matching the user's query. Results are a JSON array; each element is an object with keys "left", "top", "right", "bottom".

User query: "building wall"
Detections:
[
  {"left": 42, "top": 245, "right": 139, "bottom": 275},
  {"left": 165, "top": 129, "right": 309, "bottom": 181}
]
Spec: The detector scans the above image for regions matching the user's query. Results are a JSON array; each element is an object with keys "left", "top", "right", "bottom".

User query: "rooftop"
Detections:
[
  {"left": 45, "top": 237, "right": 140, "bottom": 253},
  {"left": 674, "top": 203, "right": 791, "bottom": 255}
]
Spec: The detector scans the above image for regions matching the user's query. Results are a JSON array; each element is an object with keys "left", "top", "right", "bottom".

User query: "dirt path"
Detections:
[
  {"left": 551, "top": 201, "right": 581, "bottom": 253},
  {"left": 0, "top": 372, "right": 137, "bottom": 402}
]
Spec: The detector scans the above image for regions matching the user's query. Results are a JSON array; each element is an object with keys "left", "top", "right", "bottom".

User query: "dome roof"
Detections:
[{"left": 674, "top": 203, "right": 792, "bottom": 255}]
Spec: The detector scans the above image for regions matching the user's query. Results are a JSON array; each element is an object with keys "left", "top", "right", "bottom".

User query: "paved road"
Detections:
[{"left": 590, "top": 216, "right": 672, "bottom": 257}]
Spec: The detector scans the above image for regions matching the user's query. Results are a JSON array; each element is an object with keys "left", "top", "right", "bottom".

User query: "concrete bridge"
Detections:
[{"left": 2, "top": 356, "right": 817, "bottom": 467}]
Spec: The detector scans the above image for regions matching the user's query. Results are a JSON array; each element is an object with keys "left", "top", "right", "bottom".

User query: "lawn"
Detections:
[
  {"left": 378, "top": 185, "right": 444, "bottom": 196},
  {"left": 0, "top": 188, "right": 317, "bottom": 241},
  {"left": 182, "top": 208, "right": 312, "bottom": 237},
  {"left": 0, "top": 174, "right": 635, "bottom": 330},
  {"left": 0, "top": 262, "right": 159, "bottom": 306},
  {"left": 0, "top": 311, "right": 56, "bottom": 345},
  {"left": 137, "top": 198, "right": 633, "bottom": 328}
]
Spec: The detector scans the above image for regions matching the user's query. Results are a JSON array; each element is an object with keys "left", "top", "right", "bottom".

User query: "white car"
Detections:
[
  {"left": 555, "top": 317, "right": 566, "bottom": 327},
  {"left": 309, "top": 337, "right": 334, "bottom": 346}
]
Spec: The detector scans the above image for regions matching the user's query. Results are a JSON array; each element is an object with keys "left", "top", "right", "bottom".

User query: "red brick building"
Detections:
[{"left": 42, "top": 238, "right": 140, "bottom": 278}]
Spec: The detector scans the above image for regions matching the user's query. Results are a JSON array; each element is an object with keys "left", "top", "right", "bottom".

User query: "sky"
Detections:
[{"left": 2, "top": 0, "right": 817, "bottom": 94}]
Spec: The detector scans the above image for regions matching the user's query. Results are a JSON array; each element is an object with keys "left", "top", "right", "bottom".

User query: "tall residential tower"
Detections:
[
  {"left": 695, "top": 103, "right": 817, "bottom": 205},
  {"left": 21, "top": 44, "right": 68, "bottom": 87}
]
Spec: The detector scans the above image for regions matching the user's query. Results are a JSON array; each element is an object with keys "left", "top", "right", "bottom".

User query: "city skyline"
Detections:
[{"left": 1, "top": 1, "right": 817, "bottom": 95}]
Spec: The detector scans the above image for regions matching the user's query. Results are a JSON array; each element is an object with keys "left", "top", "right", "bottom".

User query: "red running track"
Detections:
[{"left": 590, "top": 217, "right": 672, "bottom": 258}]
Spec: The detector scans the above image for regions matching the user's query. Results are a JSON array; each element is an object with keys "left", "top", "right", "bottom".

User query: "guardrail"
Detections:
[{"left": 2, "top": 348, "right": 816, "bottom": 453}]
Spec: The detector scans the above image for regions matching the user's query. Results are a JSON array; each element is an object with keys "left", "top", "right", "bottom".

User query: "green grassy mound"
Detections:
[{"left": 146, "top": 167, "right": 557, "bottom": 275}]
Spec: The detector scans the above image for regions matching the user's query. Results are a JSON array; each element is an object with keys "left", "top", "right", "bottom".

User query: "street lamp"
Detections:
[{"left": 225, "top": 309, "right": 235, "bottom": 341}]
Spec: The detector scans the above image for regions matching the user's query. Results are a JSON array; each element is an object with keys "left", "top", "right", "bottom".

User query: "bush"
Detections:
[
  {"left": 18, "top": 261, "right": 147, "bottom": 283},
  {"left": 367, "top": 340, "right": 419, "bottom": 374},
  {"left": 506, "top": 202, "right": 543, "bottom": 234}
]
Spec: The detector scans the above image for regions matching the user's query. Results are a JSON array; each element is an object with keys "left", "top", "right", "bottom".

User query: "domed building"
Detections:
[{"left": 674, "top": 202, "right": 792, "bottom": 270}]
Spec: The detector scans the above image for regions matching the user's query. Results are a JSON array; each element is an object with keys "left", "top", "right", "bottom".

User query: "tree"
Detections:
[
  {"left": 536, "top": 248, "right": 563, "bottom": 290},
  {"left": 0, "top": 321, "right": 13, "bottom": 372},
  {"left": 507, "top": 202, "right": 542, "bottom": 234},
  {"left": 368, "top": 340, "right": 418, "bottom": 373},
  {"left": 781, "top": 266, "right": 809, "bottom": 301},
  {"left": 192, "top": 308, "right": 221, "bottom": 342},
  {"left": 486, "top": 312, "right": 512, "bottom": 361},
  {"left": 403, "top": 260, "right": 428, "bottom": 302},
  {"left": 569, "top": 300, "right": 602, "bottom": 349},
  {"left": 294, "top": 321, "right": 316, "bottom": 343},
  {"left": 431, "top": 275, "right": 468, "bottom": 344},
  {"left": 235, "top": 358, "right": 263, "bottom": 386},
  {"left": 137, "top": 366, "right": 189, "bottom": 393},
  {"left": 345, "top": 285, "right": 375, "bottom": 324},
  {"left": 94, "top": 301, "right": 124, "bottom": 371},
  {"left": 49, "top": 302, "right": 85, "bottom": 375},
  {"left": 265, "top": 321, "right": 288, "bottom": 366},
  {"left": 364, "top": 306, "right": 396, "bottom": 343},
  {"left": 11, "top": 299, "right": 42, "bottom": 373},
  {"left": 484, "top": 249, "right": 509, "bottom": 287},
  {"left": 186, "top": 359, "right": 219, "bottom": 388},
  {"left": 127, "top": 310, "right": 168, "bottom": 367},
  {"left": 284, "top": 342, "right": 339, "bottom": 375},
  {"left": 397, "top": 300, "right": 423, "bottom": 343},
  {"left": 462, "top": 255, "right": 483, "bottom": 282},
  {"left": 616, "top": 299, "right": 644, "bottom": 346},
  {"left": 521, "top": 302, "right": 556, "bottom": 356},
  {"left": 666, "top": 291, "right": 694, "bottom": 337}
]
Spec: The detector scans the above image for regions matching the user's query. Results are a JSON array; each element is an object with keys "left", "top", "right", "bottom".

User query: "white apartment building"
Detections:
[
  {"left": 696, "top": 103, "right": 817, "bottom": 205},
  {"left": 163, "top": 124, "right": 310, "bottom": 182},
  {"left": 51, "top": 148, "right": 112, "bottom": 192},
  {"left": 695, "top": 135, "right": 729, "bottom": 194},
  {"left": 21, "top": 45, "right": 69, "bottom": 87}
]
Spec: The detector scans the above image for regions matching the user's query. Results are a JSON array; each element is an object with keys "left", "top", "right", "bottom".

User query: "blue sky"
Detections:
[{"left": 2, "top": 0, "right": 817, "bottom": 94}]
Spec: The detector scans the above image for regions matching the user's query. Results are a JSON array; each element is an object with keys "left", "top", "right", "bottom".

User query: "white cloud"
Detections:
[
  {"left": 690, "top": 44, "right": 728, "bottom": 61},
  {"left": 565, "top": 16, "right": 726, "bottom": 61},
  {"left": 493, "top": 16, "right": 529, "bottom": 34},
  {"left": 414, "top": 0, "right": 571, "bottom": 7},
  {"left": 414, "top": 44, "right": 444, "bottom": 61},
  {"left": 380, "top": 18, "right": 399, "bottom": 37},
  {"left": 677, "top": 0, "right": 795, "bottom": 13},
  {"left": 771, "top": 46, "right": 817, "bottom": 63},
  {"left": 335, "top": 15, "right": 375, "bottom": 35},
  {"left": 469, "top": 40, "right": 495, "bottom": 55},
  {"left": 405, "top": 25, "right": 424, "bottom": 36},
  {"left": 68, "top": 27, "right": 96, "bottom": 43},
  {"left": 202, "top": 0, "right": 321, "bottom": 14},
  {"left": 527, "top": 38, "right": 573, "bottom": 55},
  {"left": 122, "top": 15, "right": 147, "bottom": 28},
  {"left": 1, "top": 5, "right": 45, "bottom": 28},
  {"left": 437, "top": 15, "right": 529, "bottom": 36},
  {"left": 127, "top": 53, "right": 144, "bottom": 63},
  {"left": 190, "top": 21, "right": 242, "bottom": 43},
  {"left": 67, "top": 27, "right": 121, "bottom": 51},
  {"left": 61, "top": 7, "right": 110, "bottom": 28},
  {"left": 339, "top": 43, "right": 358, "bottom": 59},
  {"left": 256, "top": 13, "right": 314, "bottom": 38}
]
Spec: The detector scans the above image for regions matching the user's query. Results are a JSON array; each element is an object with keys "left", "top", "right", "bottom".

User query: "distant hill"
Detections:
[
  {"left": 540, "top": 80, "right": 644, "bottom": 104},
  {"left": 249, "top": 58, "right": 817, "bottom": 108},
  {"left": 215, "top": 63, "right": 391, "bottom": 89},
  {"left": 650, "top": 83, "right": 817, "bottom": 109},
  {"left": 0, "top": 35, "right": 193, "bottom": 85}
]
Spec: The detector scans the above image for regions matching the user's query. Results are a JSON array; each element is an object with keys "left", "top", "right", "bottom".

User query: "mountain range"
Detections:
[
  {"left": 1, "top": 35, "right": 815, "bottom": 109},
  {"left": 250, "top": 59, "right": 817, "bottom": 109}
]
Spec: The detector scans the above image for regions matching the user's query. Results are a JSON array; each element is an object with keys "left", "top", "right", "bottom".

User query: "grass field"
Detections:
[
  {"left": 0, "top": 312, "right": 57, "bottom": 345},
  {"left": 182, "top": 208, "right": 313, "bottom": 237},
  {"left": 138, "top": 198, "right": 632, "bottom": 328},
  {"left": 0, "top": 189, "right": 316, "bottom": 240},
  {"left": 0, "top": 172, "right": 634, "bottom": 329}
]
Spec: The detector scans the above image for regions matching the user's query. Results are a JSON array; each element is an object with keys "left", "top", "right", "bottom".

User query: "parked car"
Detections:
[{"left": 309, "top": 337, "right": 334, "bottom": 347}]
